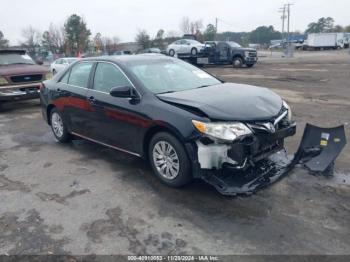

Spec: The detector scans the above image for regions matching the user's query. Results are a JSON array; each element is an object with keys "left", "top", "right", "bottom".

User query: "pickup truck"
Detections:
[
  {"left": 0, "top": 49, "right": 50, "bottom": 107},
  {"left": 199, "top": 41, "right": 258, "bottom": 68}
]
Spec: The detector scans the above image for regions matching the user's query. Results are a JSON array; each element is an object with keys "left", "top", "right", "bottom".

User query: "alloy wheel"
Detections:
[
  {"left": 51, "top": 112, "right": 64, "bottom": 138},
  {"left": 152, "top": 141, "right": 180, "bottom": 180}
]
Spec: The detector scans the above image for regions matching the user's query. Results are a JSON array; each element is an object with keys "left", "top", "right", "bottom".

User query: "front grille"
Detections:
[
  {"left": 10, "top": 74, "right": 43, "bottom": 83},
  {"left": 248, "top": 51, "right": 257, "bottom": 57}
]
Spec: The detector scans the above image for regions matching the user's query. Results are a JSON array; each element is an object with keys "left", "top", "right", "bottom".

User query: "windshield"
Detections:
[
  {"left": 0, "top": 53, "right": 35, "bottom": 66},
  {"left": 228, "top": 42, "right": 242, "bottom": 48},
  {"left": 129, "top": 59, "right": 221, "bottom": 94},
  {"left": 67, "top": 58, "right": 78, "bottom": 64}
]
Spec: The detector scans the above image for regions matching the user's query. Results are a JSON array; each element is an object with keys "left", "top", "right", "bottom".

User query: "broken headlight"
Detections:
[
  {"left": 192, "top": 120, "right": 252, "bottom": 142},
  {"left": 283, "top": 100, "right": 292, "bottom": 122}
]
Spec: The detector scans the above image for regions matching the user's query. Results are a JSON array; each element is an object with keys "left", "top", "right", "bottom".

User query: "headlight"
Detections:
[
  {"left": 244, "top": 51, "right": 250, "bottom": 57},
  {"left": 44, "top": 72, "right": 53, "bottom": 80},
  {"left": 283, "top": 100, "right": 292, "bottom": 122},
  {"left": 0, "top": 76, "right": 8, "bottom": 86},
  {"left": 192, "top": 120, "right": 252, "bottom": 142}
]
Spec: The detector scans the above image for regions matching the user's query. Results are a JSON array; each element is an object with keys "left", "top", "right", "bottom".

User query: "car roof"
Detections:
[{"left": 79, "top": 54, "right": 173, "bottom": 65}]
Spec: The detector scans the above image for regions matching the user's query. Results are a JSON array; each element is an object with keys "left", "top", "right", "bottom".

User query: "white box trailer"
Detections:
[{"left": 305, "top": 33, "right": 345, "bottom": 50}]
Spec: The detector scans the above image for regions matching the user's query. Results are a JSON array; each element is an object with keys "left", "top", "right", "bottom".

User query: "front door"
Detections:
[
  {"left": 217, "top": 42, "right": 229, "bottom": 62},
  {"left": 86, "top": 62, "right": 144, "bottom": 154}
]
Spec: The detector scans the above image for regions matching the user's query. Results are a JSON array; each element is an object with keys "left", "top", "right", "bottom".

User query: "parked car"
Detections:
[
  {"left": 50, "top": 58, "right": 78, "bottom": 75},
  {"left": 40, "top": 55, "right": 295, "bottom": 188},
  {"left": 0, "top": 49, "right": 51, "bottom": 106},
  {"left": 166, "top": 39, "right": 205, "bottom": 57},
  {"left": 137, "top": 48, "right": 161, "bottom": 54},
  {"left": 113, "top": 50, "right": 132, "bottom": 55},
  {"left": 203, "top": 41, "right": 258, "bottom": 68}
]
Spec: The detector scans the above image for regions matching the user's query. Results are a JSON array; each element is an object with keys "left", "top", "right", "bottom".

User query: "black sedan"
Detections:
[{"left": 40, "top": 55, "right": 296, "bottom": 187}]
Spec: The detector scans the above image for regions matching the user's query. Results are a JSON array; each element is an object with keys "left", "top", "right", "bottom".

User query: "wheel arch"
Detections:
[
  {"left": 46, "top": 104, "right": 56, "bottom": 125},
  {"left": 232, "top": 54, "right": 244, "bottom": 61},
  {"left": 142, "top": 124, "right": 186, "bottom": 160}
]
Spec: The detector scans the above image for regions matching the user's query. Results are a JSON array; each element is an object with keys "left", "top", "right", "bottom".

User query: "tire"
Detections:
[
  {"left": 191, "top": 48, "right": 198, "bottom": 56},
  {"left": 50, "top": 108, "right": 71, "bottom": 143},
  {"left": 246, "top": 64, "right": 254, "bottom": 68},
  {"left": 232, "top": 57, "right": 243, "bottom": 68},
  {"left": 148, "top": 132, "right": 192, "bottom": 187},
  {"left": 169, "top": 49, "right": 175, "bottom": 57}
]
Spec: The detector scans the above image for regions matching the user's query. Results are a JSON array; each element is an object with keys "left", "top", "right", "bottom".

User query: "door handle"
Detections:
[{"left": 88, "top": 96, "right": 96, "bottom": 103}]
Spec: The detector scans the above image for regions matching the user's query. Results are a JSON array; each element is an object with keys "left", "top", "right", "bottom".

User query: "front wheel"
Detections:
[
  {"left": 232, "top": 57, "right": 243, "bottom": 68},
  {"left": 50, "top": 108, "right": 71, "bottom": 143},
  {"left": 148, "top": 132, "right": 192, "bottom": 187},
  {"left": 169, "top": 49, "right": 175, "bottom": 57},
  {"left": 246, "top": 64, "right": 255, "bottom": 68},
  {"left": 191, "top": 48, "right": 198, "bottom": 56}
]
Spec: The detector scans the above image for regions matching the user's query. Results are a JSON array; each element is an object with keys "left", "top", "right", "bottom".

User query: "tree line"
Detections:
[{"left": 1, "top": 15, "right": 349, "bottom": 55}]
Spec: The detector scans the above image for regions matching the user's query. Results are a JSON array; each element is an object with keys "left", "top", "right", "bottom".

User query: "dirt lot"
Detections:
[{"left": 0, "top": 50, "right": 349, "bottom": 256}]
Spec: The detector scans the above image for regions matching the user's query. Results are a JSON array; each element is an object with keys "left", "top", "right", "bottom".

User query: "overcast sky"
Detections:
[{"left": 1, "top": 0, "right": 349, "bottom": 45}]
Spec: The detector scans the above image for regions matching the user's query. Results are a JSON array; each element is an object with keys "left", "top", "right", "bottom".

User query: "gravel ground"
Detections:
[{"left": 0, "top": 50, "right": 349, "bottom": 256}]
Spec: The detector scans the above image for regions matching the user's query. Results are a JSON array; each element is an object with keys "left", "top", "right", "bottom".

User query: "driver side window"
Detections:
[{"left": 93, "top": 62, "right": 131, "bottom": 93}]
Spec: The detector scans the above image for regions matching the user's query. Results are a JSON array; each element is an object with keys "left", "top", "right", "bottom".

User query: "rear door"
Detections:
[
  {"left": 86, "top": 62, "right": 143, "bottom": 154},
  {"left": 62, "top": 62, "right": 95, "bottom": 135}
]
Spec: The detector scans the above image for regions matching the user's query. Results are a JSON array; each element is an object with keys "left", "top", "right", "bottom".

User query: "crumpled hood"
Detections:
[
  {"left": 157, "top": 83, "right": 283, "bottom": 121},
  {"left": 0, "top": 64, "right": 48, "bottom": 76}
]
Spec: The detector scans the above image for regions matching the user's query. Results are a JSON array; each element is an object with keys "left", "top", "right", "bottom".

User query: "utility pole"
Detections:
[
  {"left": 215, "top": 17, "right": 218, "bottom": 40},
  {"left": 279, "top": 5, "right": 286, "bottom": 42},
  {"left": 286, "top": 3, "right": 293, "bottom": 43}
]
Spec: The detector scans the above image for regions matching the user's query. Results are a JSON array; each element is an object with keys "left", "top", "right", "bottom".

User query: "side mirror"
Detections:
[{"left": 110, "top": 85, "right": 137, "bottom": 98}]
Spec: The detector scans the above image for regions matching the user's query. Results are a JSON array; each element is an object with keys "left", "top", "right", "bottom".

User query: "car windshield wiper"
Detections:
[
  {"left": 157, "top": 90, "right": 176, "bottom": 94},
  {"left": 195, "top": 84, "right": 212, "bottom": 89}
]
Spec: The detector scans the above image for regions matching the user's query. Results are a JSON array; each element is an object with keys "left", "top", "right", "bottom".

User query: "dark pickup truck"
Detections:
[
  {"left": 0, "top": 49, "right": 50, "bottom": 106},
  {"left": 197, "top": 41, "right": 258, "bottom": 68}
]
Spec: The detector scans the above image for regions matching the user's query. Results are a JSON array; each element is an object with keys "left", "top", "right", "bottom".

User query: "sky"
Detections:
[{"left": 0, "top": 0, "right": 349, "bottom": 45}]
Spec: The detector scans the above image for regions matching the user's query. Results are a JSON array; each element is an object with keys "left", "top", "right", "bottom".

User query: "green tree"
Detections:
[
  {"left": 135, "top": 29, "right": 150, "bottom": 49},
  {"left": 0, "top": 30, "right": 9, "bottom": 48},
  {"left": 248, "top": 26, "right": 281, "bottom": 44},
  {"left": 203, "top": 24, "right": 216, "bottom": 41},
  {"left": 305, "top": 17, "right": 335, "bottom": 33},
  {"left": 64, "top": 14, "right": 91, "bottom": 56}
]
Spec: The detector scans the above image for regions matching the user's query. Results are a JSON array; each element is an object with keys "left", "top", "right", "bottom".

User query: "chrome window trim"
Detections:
[
  {"left": 90, "top": 61, "right": 141, "bottom": 98},
  {"left": 60, "top": 60, "right": 142, "bottom": 98}
]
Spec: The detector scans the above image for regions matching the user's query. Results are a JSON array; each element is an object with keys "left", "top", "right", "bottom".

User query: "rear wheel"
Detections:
[
  {"left": 232, "top": 57, "right": 243, "bottom": 68},
  {"left": 50, "top": 108, "right": 71, "bottom": 143},
  {"left": 148, "top": 132, "right": 192, "bottom": 187},
  {"left": 169, "top": 49, "right": 175, "bottom": 57}
]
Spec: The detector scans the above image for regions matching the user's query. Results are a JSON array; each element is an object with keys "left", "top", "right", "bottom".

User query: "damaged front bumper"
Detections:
[{"left": 188, "top": 123, "right": 346, "bottom": 196}]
